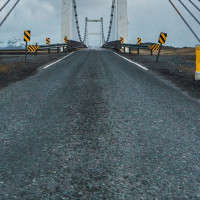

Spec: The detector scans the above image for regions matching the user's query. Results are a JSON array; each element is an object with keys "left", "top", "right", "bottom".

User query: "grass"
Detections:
[
  {"left": 178, "top": 65, "right": 195, "bottom": 74},
  {"left": 0, "top": 64, "right": 14, "bottom": 73}
]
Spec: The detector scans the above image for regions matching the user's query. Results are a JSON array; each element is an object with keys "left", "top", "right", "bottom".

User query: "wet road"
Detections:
[{"left": 1, "top": 49, "right": 200, "bottom": 199}]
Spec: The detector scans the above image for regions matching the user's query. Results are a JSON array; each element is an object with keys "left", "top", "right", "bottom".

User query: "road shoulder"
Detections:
[
  {"left": 0, "top": 52, "right": 72, "bottom": 89},
  {"left": 114, "top": 49, "right": 200, "bottom": 100}
]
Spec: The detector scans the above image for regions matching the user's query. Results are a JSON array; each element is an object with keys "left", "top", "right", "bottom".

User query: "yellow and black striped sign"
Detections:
[
  {"left": 28, "top": 45, "right": 40, "bottom": 52},
  {"left": 158, "top": 32, "right": 167, "bottom": 44},
  {"left": 24, "top": 30, "right": 31, "bottom": 42},
  {"left": 64, "top": 37, "right": 68, "bottom": 43},
  {"left": 120, "top": 37, "right": 124, "bottom": 44},
  {"left": 46, "top": 38, "right": 50, "bottom": 45},
  {"left": 148, "top": 44, "right": 160, "bottom": 51},
  {"left": 137, "top": 38, "right": 141, "bottom": 45}
]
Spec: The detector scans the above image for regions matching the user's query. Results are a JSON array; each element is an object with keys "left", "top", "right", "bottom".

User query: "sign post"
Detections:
[
  {"left": 137, "top": 38, "right": 141, "bottom": 55},
  {"left": 64, "top": 36, "right": 68, "bottom": 51},
  {"left": 120, "top": 37, "right": 124, "bottom": 52},
  {"left": 156, "top": 32, "right": 167, "bottom": 63},
  {"left": 24, "top": 30, "right": 31, "bottom": 63},
  {"left": 35, "top": 43, "right": 38, "bottom": 55},
  {"left": 46, "top": 38, "right": 50, "bottom": 54}
]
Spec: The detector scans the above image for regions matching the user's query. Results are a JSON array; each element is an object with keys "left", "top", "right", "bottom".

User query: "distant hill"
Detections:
[{"left": 0, "top": 39, "right": 25, "bottom": 50}]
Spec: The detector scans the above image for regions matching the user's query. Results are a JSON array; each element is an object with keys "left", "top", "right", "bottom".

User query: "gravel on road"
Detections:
[{"left": 0, "top": 49, "right": 200, "bottom": 199}]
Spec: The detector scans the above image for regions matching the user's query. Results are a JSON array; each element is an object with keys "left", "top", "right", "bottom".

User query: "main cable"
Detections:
[
  {"left": 83, "top": 17, "right": 88, "bottom": 45},
  {"left": 106, "top": 0, "right": 116, "bottom": 43},
  {"left": 0, "top": 0, "right": 20, "bottom": 28},
  {"left": 101, "top": 17, "right": 106, "bottom": 44},
  {"left": 72, "top": 0, "right": 82, "bottom": 43}
]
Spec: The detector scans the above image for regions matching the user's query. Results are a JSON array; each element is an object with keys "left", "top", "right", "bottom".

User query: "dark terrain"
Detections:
[
  {"left": 0, "top": 53, "right": 70, "bottom": 89},
  {"left": 119, "top": 46, "right": 199, "bottom": 99}
]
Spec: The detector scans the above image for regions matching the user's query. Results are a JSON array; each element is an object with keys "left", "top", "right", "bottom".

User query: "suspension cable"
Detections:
[
  {"left": 101, "top": 17, "right": 106, "bottom": 44},
  {"left": 0, "top": 0, "right": 11, "bottom": 12},
  {"left": 169, "top": 0, "right": 200, "bottom": 42},
  {"left": 72, "top": 0, "right": 82, "bottom": 43},
  {"left": 188, "top": 0, "right": 200, "bottom": 12},
  {"left": 178, "top": 0, "right": 200, "bottom": 25},
  {"left": 83, "top": 17, "right": 88, "bottom": 44},
  {"left": 106, "top": 0, "right": 116, "bottom": 43},
  {"left": 0, "top": 0, "right": 20, "bottom": 28}
]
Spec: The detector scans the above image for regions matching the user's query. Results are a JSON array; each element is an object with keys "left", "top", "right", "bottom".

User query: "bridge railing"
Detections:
[
  {"left": 102, "top": 41, "right": 160, "bottom": 56},
  {"left": 0, "top": 40, "right": 87, "bottom": 55},
  {"left": 102, "top": 40, "right": 121, "bottom": 50},
  {"left": 39, "top": 40, "right": 86, "bottom": 51}
]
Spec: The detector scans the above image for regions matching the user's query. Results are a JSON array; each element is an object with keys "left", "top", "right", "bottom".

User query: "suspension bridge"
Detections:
[
  {"left": 0, "top": 0, "right": 200, "bottom": 199},
  {"left": 61, "top": 0, "right": 128, "bottom": 46}
]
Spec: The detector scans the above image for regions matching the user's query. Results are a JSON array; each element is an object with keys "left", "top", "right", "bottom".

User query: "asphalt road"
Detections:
[{"left": 1, "top": 49, "right": 200, "bottom": 200}]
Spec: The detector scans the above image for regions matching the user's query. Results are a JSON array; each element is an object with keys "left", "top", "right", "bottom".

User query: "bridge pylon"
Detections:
[
  {"left": 117, "top": 0, "right": 128, "bottom": 43},
  {"left": 61, "top": 0, "right": 72, "bottom": 42}
]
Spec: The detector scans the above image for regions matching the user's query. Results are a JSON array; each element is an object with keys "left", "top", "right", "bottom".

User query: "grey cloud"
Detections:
[{"left": 0, "top": 0, "right": 199, "bottom": 47}]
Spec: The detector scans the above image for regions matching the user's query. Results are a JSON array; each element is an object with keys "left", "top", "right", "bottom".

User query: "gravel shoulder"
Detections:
[
  {"left": 0, "top": 52, "right": 71, "bottom": 89},
  {"left": 117, "top": 46, "right": 200, "bottom": 99}
]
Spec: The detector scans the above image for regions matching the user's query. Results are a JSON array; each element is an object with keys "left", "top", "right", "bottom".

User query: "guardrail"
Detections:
[
  {"left": 0, "top": 40, "right": 87, "bottom": 55},
  {"left": 102, "top": 40, "right": 121, "bottom": 50},
  {"left": 39, "top": 40, "right": 87, "bottom": 50},
  {"left": 102, "top": 41, "right": 156, "bottom": 54},
  {"left": 102, "top": 41, "right": 162, "bottom": 62},
  {"left": 121, "top": 43, "right": 156, "bottom": 56}
]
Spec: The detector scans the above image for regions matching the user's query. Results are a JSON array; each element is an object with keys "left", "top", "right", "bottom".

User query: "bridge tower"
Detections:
[
  {"left": 61, "top": 0, "right": 72, "bottom": 42},
  {"left": 117, "top": 0, "right": 128, "bottom": 43},
  {"left": 61, "top": 0, "right": 129, "bottom": 44}
]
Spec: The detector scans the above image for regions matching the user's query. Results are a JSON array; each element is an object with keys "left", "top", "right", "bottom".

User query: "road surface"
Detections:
[{"left": 1, "top": 49, "right": 200, "bottom": 199}]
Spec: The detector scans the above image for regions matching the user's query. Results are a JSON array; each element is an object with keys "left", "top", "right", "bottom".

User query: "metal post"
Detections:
[
  {"left": 137, "top": 48, "right": 139, "bottom": 56},
  {"left": 156, "top": 44, "right": 162, "bottom": 63},
  {"left": 48, "top": 45, "right": 50, "bottom": 54},
  {"left": 35, "top": 43, "right": 38, "bottom": 55},
  {"left": 151, "top": 49, "right": 153, "bottom": 56},
  {"left": 25, "top": 41, "right": 27, "bottom": 63},
  {"left": 57, "top": 47, "right": 59, "bottom": 53},
  {"left": 129, "top": 47, "right": 131, "bottom": 54},
  {"left": 124, "top": 47, "right": 125, "bottom": 53}
]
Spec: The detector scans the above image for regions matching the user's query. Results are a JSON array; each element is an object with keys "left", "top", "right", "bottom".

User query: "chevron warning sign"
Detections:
[
  {"left": 148, "top": 44, "right": 160, "bottom": 51},
  {"left": 46, "top": 38, "right": 50, "bottom": 45},
  {"left": 28, "top": 45, "right": 39, "bottom": 52},
  {"left": 158, "top": 32, "right": 167, "bottom": 44},
  {"left": 24, "top": 30, "right": 31, "bottom": 42},
  {"left": 120, "top": 37, "right": 124, "bottom": 44},
  {"left": 137, "top": 38, "right": 141, "bottom": 45},
  {"left": 196, "top": 46, "right": 200, "bottom": 80},
  {"left": 64, "top": 37, "right": 68, "bottom": 43}
]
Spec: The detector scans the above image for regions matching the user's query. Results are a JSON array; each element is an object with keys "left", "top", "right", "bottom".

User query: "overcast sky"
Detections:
[{"left": 0, "top": 0, "right": 199, "bottom": 47}]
